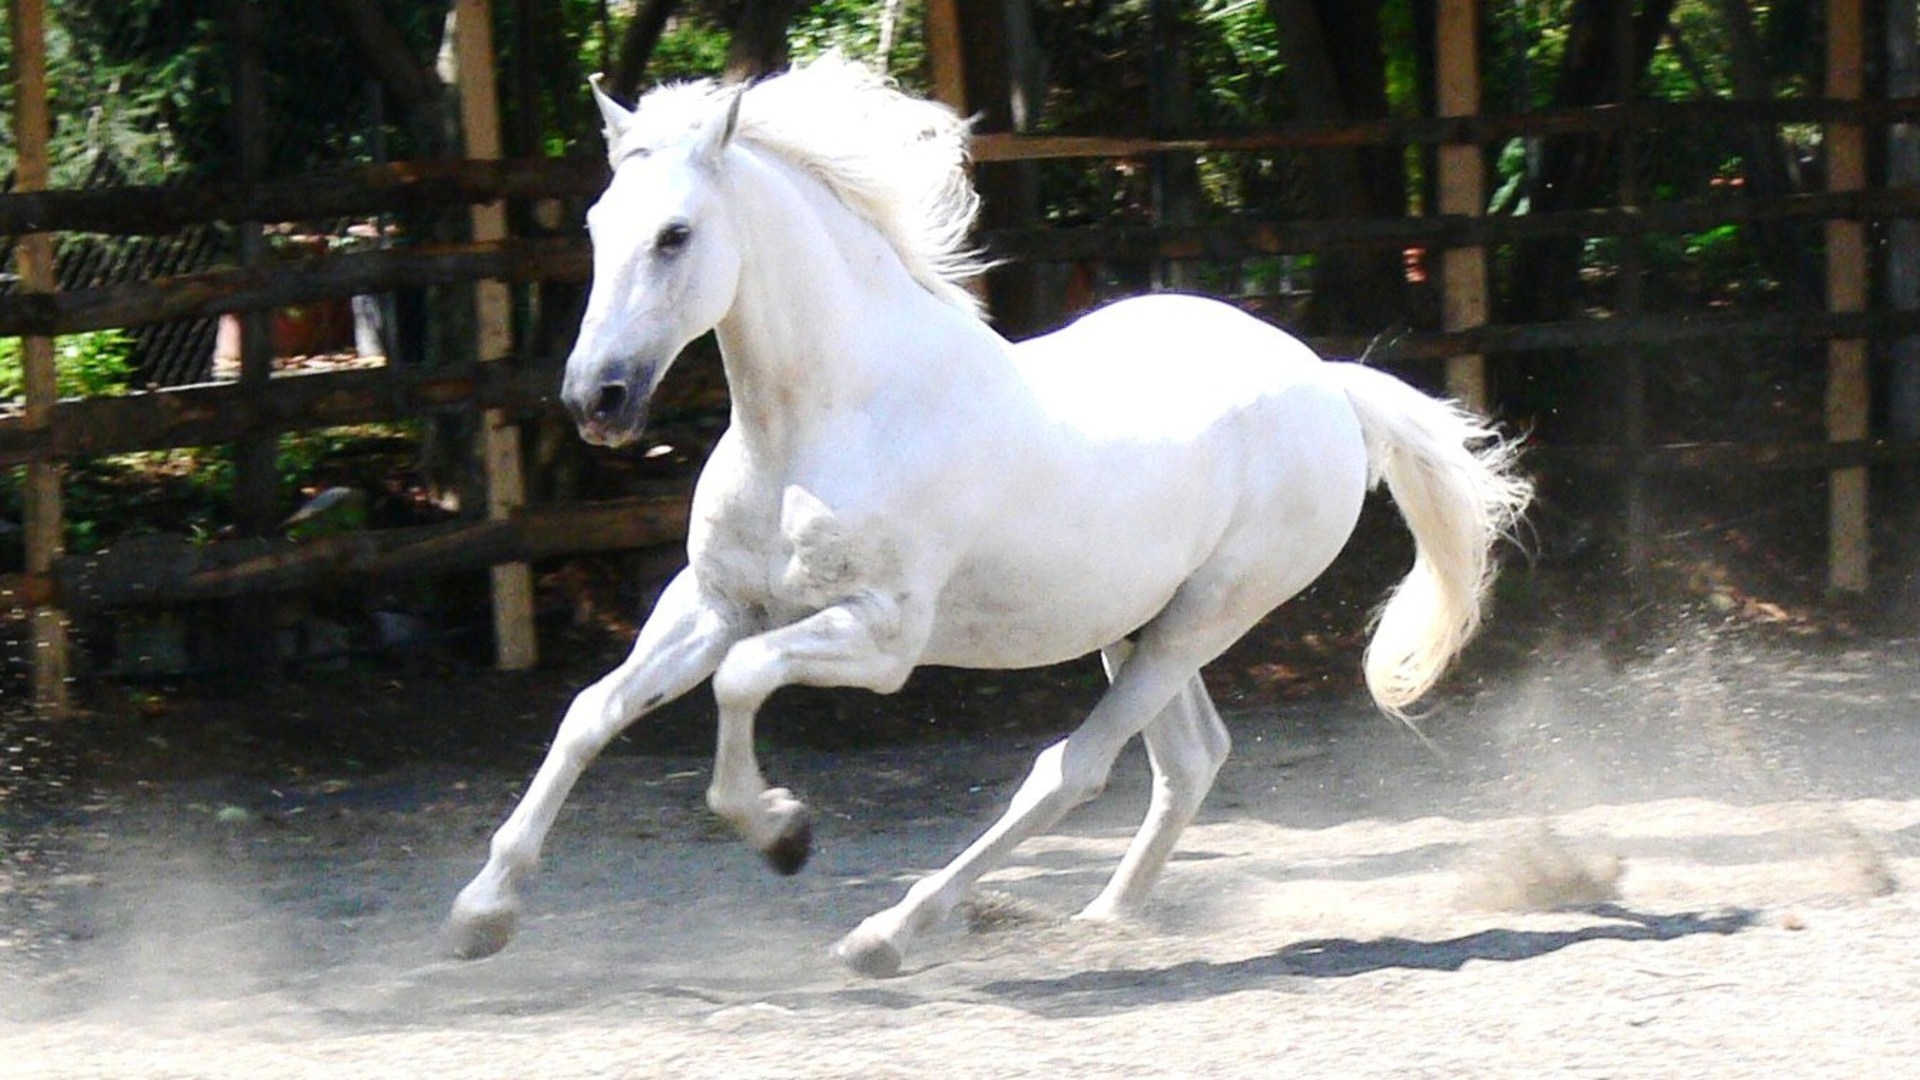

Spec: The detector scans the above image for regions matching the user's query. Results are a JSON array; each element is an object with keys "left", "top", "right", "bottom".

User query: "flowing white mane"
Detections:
[{"left": 612, "top": 56, "right": 987, "bottom": 316}]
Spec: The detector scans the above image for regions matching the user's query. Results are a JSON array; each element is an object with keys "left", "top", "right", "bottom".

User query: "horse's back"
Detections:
[{"left": 1012, "top": 294, "right": 1336, "bottom": 440}]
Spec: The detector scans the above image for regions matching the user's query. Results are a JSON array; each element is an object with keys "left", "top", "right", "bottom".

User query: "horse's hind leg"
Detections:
[
  {"left": 1076, "top": 643, "right": 1230, "bottom": 923},
  {"left": 833, "top": 639, "right": 1204, "bottom": 977}
]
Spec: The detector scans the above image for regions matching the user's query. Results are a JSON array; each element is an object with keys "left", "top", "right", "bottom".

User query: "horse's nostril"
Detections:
[{"left": 593, "top": 382, "right": 628, "bottom": 420}]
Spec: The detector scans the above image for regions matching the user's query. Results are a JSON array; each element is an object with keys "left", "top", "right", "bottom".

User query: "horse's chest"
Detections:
[{"left": 693, "top": 480, "right": 903, "bottom": 624}]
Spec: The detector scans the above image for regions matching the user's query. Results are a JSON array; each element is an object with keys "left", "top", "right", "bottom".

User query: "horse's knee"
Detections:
[
  {"left": 712, "top": 639, "right": 779, "bottom": 713},
  {"left": 565, "top": 664, "right": 651, "bottom": 736}
]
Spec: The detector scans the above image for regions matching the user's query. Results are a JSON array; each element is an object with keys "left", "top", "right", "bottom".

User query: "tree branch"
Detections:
[
  {"left": 321, "top": 0, "right": 446, "bottom": 127},
  {"left": 607, "top": 0, "right": 679, "bottom": 103}
]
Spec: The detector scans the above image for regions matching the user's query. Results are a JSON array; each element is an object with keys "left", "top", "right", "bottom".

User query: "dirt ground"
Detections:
[{"left": 3, "top": 580, "right": 1919, "bottom": 1078}]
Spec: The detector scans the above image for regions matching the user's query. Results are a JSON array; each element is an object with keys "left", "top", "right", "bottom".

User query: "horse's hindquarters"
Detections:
[{"left": 918, "top": 364, "right": 1370, "bottom": 672}]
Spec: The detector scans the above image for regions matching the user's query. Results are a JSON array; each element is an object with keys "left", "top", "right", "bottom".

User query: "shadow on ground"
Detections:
[{"left": 975, "top": 904, "right": 1757, "bottom": 1018}]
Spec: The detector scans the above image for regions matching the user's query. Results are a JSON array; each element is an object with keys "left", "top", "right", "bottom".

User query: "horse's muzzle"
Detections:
[{"left": 563, "top": 366, "right": 653, "bottom": 447}]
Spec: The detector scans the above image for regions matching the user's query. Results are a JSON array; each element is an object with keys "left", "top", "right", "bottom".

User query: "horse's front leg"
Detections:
[
  {"left": 448, "top": 569, "right": 736, "bottom": 959},
  {"left": 705, "top": 594, "right": 922, "bottom": 874}
]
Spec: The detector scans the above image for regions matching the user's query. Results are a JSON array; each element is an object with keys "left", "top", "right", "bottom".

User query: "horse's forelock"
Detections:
[{"left": 607, "top": 81, "right": 726, "bottom": 165}]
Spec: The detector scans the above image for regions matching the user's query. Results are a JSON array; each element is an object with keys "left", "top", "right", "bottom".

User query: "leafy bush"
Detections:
[{"left": 0, "top": 329, "right": 137, "bottom": 402}]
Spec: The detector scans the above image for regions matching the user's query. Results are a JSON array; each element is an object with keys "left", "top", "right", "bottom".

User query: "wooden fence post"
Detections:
[
  {"left": 1615, "top": 0, "right": 1650, "bottom": 574},
  {"left": 1435, "top": 0, "right": 1487, "bottom": 413},
  {"left": 229, "top": 0, "right": 284, "bottom": 678},
  {"left": 8, "top": 0, "right": 69, "bottom": 713},
  {"left": 455, "top": 0, "right": 537, "bottom": 668},
  {"left": 924, "top": 0, "right": 966, "bottom": 112},
  {"left": 923, "top": 0, "right": 993, "bottom": 313},
  {"left": 1826, "top": 0, "right": 1870, "bottom": 592}
]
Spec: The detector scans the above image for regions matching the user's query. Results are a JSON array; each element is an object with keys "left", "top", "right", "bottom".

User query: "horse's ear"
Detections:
[
  {"left": 697, "top": 85, "right": 746, "bottom": 166},
  {"left": 589, "top": 74, "right": 633, "bottom": 144}
]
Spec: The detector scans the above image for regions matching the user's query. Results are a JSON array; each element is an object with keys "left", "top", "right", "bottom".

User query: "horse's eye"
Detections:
[{"left": 655, "top": 221, "right": 692, "bottom": 253}]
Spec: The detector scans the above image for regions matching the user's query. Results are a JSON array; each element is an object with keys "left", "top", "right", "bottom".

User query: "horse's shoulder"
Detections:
[{"left": 771, "top": 484, "right": 909, "bottom": 607}]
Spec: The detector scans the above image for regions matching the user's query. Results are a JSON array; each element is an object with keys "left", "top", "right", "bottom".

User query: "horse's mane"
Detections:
[{"left": 614, "top": 55, "right": 987, "bottom": 317}]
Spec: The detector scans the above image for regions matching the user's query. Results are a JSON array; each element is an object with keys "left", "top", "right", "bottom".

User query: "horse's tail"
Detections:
[{"left": 1329, "top": 363, "right": 1531, "bottom": 719}]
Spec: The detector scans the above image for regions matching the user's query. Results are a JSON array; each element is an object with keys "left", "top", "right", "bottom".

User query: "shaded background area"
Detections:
[{"left": 7, "top": 0, "right": 1920, "bottom": 703}]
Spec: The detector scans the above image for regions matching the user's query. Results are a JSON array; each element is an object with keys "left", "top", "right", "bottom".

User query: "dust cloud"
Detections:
[{"left": 1437, "top": 616, "right": 1909, "bottom": 916}]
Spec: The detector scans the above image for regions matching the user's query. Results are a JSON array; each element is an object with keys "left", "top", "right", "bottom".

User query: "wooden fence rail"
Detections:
[
  {"left": 0, "top": 238, "right": 588, "bottom": 337},
  {"left": 6, "top": 185, "right": 1918, "bottom": 340},
  {"left": 5, "top": 95, "right": 1918, "bottom": 240},
  {"left": 0, "top": 359, "right": 561, "bottom": 466},
  {"left": 986, "top": 188, "right": 1920, "bottom": 264},
  {"left": 9, "top": 306, "right": 1920, "bottom": 473},
  {"left": 0, "top": 158, "right": 606, "bottom": 237},
  {"left": 972, "top": 95, "right": 1920, "bottom": 162}
]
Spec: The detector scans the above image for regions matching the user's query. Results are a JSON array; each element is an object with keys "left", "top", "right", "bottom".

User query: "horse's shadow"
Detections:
[{"left": 971, "top": 904, "right": 1755, "bottom": 1018}]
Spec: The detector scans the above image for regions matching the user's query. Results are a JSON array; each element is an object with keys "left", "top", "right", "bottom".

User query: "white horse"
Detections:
[{"left": 449, "top": 56, "right": 1529, "bottom": 977}]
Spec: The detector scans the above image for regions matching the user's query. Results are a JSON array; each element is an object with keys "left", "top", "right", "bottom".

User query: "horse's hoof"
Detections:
[
  {"left": 1072, "top": 898, "right": 1128, "bottom": 925},
  {"left": 761, "top": 806, "right": 813, "bottom": 876},
  {"left": 447, "top": 903, "right": 518, "bottom": 960},
  {"left": 833, "top": 927, "right": 904, "bottom": 978}
]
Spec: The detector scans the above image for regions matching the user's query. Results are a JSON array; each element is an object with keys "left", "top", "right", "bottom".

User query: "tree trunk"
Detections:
[
  {"left": 608, "top": 0, "right": 678, "bottom": 103},
  {"left": 1263, "top": 0, "right": 1407, "bottom": 334},
  {"left": 1148, "top": 0, "right": 1200, "bottom": 296},
  {"left": 322, "top": 0, "right": 449, "bottom": 154},
  {"left": 960, "top": 0, "right": 1049, "bottom": 336},
  {"left": 1494, "top": 0, "right": 1675, "bottom": 448},
  {"left": 419, "top": 2, "right": 479, "bottom": 498},
  {"left": 227, "top": 0, "right": 283, "bottom": 680},
  {"left": 1887, "top": 0, "right": 1920, "bottom": 441},
  {"left": 1504, "top": 0, "right": 1677, "bottom": 325},
  {"left": 725, "top": 0, "right": 800, "bottom": 83},
  {"left": 1708, "top": 0, "right": 1818, "bottom": 306}
]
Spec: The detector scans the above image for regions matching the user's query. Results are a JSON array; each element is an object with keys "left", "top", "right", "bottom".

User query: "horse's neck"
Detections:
[{"left": 714, "top": 150, "right": 975, "bottom": 458}]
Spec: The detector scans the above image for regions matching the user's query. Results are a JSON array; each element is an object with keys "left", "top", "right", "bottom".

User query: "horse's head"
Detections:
[{"left": 562, "top": 79, "right": 747, "bottom": 447}]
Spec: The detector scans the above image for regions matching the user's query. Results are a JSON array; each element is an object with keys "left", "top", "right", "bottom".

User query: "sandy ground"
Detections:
[{"left": 3, "top": 627, "right": 1918, "bottom": 1078}]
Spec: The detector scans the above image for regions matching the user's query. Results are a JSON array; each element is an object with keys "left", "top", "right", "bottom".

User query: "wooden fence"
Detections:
[{"left": 6, "top": 0, "right": 1920, "bottom": 713}]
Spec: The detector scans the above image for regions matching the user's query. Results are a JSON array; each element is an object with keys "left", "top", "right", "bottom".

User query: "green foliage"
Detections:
[
  {"left": 617, "top": 1, "right": 931, "bottom": 87},
  {"left": 790, "top": 0, "right": 930, "bottom": 83},
  {"left": 1029, "top": 0, "right": 1304, "bottom": 230},
  {"left": 1189, "top": 0, "right": 1286, "bottom": 129},
  {"left": 648, "top": 18, "right": 733, "bottom": 81},
  {"left": 0, "top": 1, "right": 215, "bottom": 186},
  {"left": 0, "top": 330, "right": 137, "bottom": 402},
  {"left": 2, "top": 0, "right": 460, "bottom": 185}
]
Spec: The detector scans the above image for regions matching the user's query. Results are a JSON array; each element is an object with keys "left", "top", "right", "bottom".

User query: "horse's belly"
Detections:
[
  {"left": 921, "top": 603, "right": 1159, "bottom": 670},
  {"left": 918, "top": 550, "right": 1187, "bottom": 669}
]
